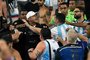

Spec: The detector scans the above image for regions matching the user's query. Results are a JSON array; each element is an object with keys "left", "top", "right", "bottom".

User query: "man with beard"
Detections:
[
  {"left": 22, "top": 13, "right": 72, "bottom": 47},
  {"left": 38, "top": 0, "right": 48, "bottom": 17},
  {"left": 72, "top": 6, "right": 89, "bottom": 35},
  {"left": 37, "top": 0, "right": 49, "bottom": 26},
  {"left": 13, "top": 10, "right": 27, "bottom": 32}
]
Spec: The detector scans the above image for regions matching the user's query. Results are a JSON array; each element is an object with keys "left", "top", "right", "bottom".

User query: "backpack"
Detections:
[{"left": 55, "top": 44, "right": 86, "bottom": 60}]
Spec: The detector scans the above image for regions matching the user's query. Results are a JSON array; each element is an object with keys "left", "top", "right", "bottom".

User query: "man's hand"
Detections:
[
  {"left": 28, "top": 48, "right": 34, "bottom": 53},
  {"left": 56, "top": 36, "right": 67, "bottom": 46},
  {"left": 65, "top": 20, "right": 72, "bottom": 25},
  {"left": 9, "top": 25, "right": 15, "bottom": 31},
  {"left": 22, "top": 19, "right": 30, "bottom": 27},
  {"left": 11, "top": 29, "right": 22, "bottom": 41}
]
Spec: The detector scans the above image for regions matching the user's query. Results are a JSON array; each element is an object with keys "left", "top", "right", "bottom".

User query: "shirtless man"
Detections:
[
  {"left": 38, "top": 0, "right": 49, "bottom": 25},
  {"left": 0, "top": 38, "right": 22, "bottom": 60},
  {"left": 0, "top": 0, "right": 7, "bottom": 30}
]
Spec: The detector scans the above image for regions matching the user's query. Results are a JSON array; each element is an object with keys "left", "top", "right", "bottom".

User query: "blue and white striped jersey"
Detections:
[
  {"left": 73, "top": 20, "right": 89, "bottom": 35},
  {"left": 51, "top": 23, "right": 72, "bottom": 41}
]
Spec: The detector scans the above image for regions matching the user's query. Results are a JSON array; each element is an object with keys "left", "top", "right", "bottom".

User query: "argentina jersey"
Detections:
[
  {"left": 57, "top": 24, "right": 71, "bottom": 40},
  {"left": 73, "top": 26, "right": 85, "bottom": 34},
  {"left": 73, "top": 20, "right": 89, "bottom": 35},
  {"left": 51, "top": 23, "right": 72, "bottom": 41}
]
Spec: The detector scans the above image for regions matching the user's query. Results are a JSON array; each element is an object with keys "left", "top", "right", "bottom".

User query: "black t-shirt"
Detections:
[
  {"left": 0, "top": 28, "right": 11, "bottom": 38},
  {"left": 13, "top": 21, "right": 48, "bottom": 60},
  {"left": 13, "top": 32, "right": 40, "bottom": 60},
  {"left": 35, "top": 23, "right": 48, "bottom": 28},
  {"left": 13, "top": 19, "right": 26, "bottom": 32},
  {"left": 84, "top": 0, "right": 90, "bottom": 20},
  {"left": 13, "top": 19, "right": 24, "bottom": 25}
]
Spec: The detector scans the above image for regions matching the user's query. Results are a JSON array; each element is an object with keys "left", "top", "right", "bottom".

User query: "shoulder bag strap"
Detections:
[{"left": 46, "top": 40, "right": 51, "bottom": 60}]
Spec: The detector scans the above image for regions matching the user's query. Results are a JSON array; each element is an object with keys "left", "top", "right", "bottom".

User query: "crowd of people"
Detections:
[{"left": 0, "top": 0, "right": 90, "bottom": 60}]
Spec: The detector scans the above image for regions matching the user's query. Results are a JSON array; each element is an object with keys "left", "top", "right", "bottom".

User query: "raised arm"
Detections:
[
  {"left": 66, "top": 20, "right": 87, "bottom": 27},
  {"left": 78, "top": 33, "right": 88, "bottom": 43},
  {"left": 22, "top": 19, "right": 41, "bottom": 34}
]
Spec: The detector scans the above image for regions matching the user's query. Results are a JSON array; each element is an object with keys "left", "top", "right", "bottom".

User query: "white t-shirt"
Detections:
[{"left": 45, "top": 0, "right": 58, "bottom": 10}]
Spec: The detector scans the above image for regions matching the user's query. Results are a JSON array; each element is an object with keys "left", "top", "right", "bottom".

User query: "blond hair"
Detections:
[{"left": 66, "top": 28, "right": 78, "bottom": 43}]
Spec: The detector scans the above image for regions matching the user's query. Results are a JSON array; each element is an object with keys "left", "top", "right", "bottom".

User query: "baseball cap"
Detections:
[{"left": 26, "top": 11, "right": 36, "bottom": 19}]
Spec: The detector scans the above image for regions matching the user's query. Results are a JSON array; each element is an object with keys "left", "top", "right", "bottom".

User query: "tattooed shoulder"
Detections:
[{"left": 35, "top": 50, "right": 41, "bottom": 57}]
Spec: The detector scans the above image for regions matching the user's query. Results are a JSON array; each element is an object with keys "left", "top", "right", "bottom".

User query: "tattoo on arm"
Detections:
[{"left": 35, "top": 50, "right": 41, "bottom": 58}]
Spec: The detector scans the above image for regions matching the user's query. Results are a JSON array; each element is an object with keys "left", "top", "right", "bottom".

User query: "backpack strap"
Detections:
[{"left": 46, "top": 40, "right": 51, "bottom": 60}]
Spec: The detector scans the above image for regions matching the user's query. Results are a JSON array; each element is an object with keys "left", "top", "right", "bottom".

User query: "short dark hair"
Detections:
[
  {"left": 38, "top": 0, "right": 45, "bottom": 2},
  {"left": 69, "top": 0, "right": 75, "bottom": 2},
  {"left": 19, "top": 10, "right": 27, "bottom": 15},
  {"left": 56, "top": 13, "right": 65, "bottom": 24},
  {"left": 0, "top": 34, "right": 13, "bottom": 44},
  {"left": 87, "top": 22, "right": 90, "bottom": 25},
  {"left": 40, "top": 28, "right": 51, "bottom": 40},
  {"left": 31, "top": 0, "right": 36, "bottom": 2},
  {"left": 60, "top": 2, "right": 69, "bottom": 7},
  {"left": 75, "top": 6, "right": 85, "bottom": 13},
  {"left": 42, "top": 0, "right": 45, "bottom": 2}
]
